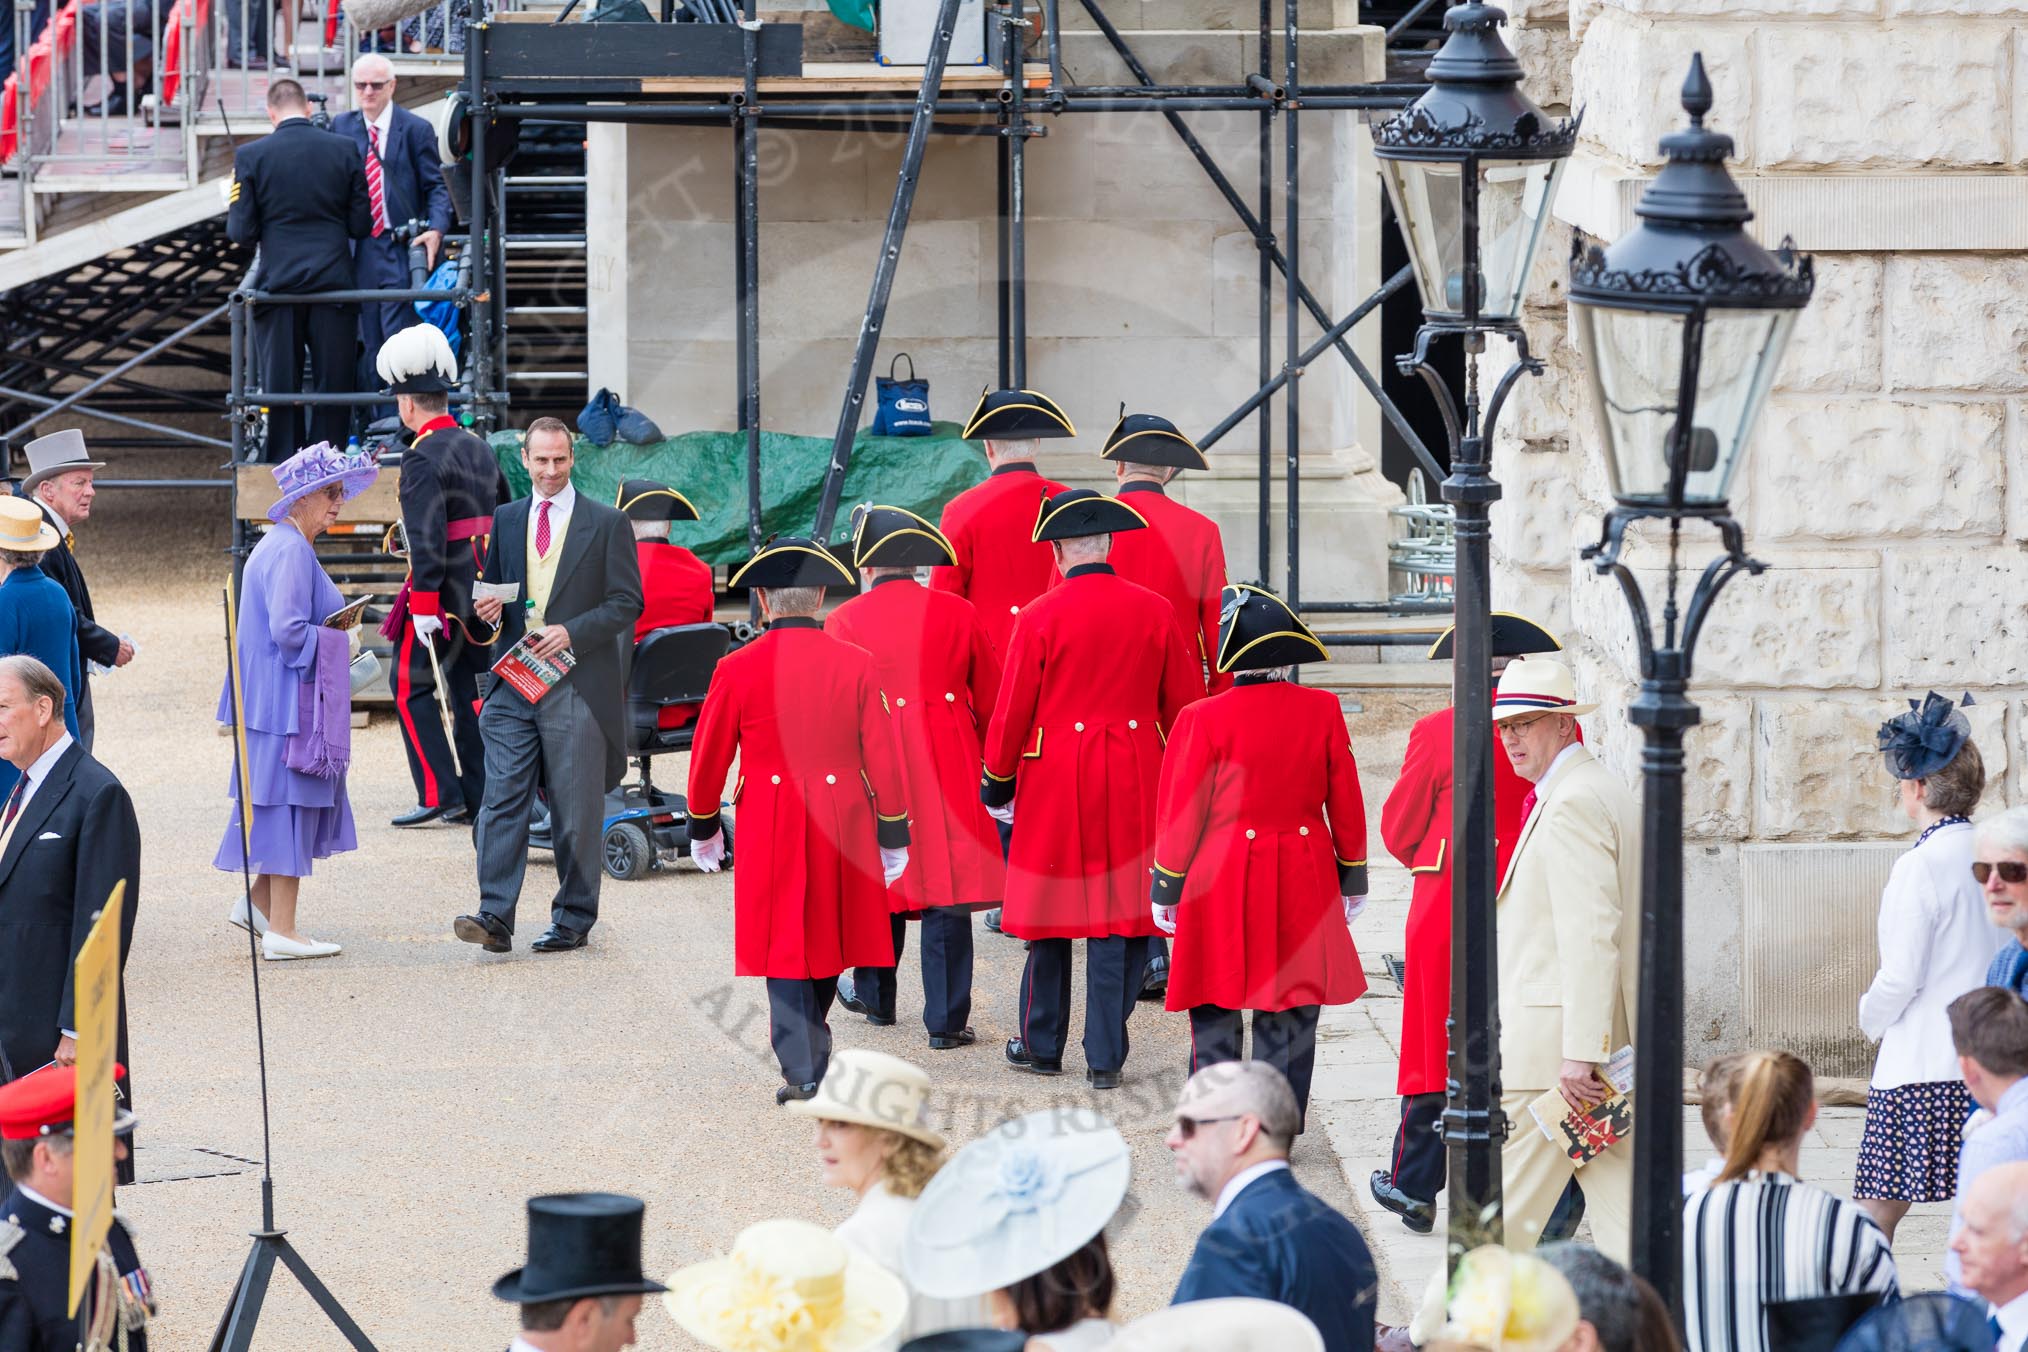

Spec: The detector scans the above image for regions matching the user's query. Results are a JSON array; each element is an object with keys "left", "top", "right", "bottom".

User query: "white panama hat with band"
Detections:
[
  {"left": 1490, "top": 657, "right": 1598, "bottom": 722},
  {"left": 783, "top": 1047, "right": 945, "bottom": 1149}
]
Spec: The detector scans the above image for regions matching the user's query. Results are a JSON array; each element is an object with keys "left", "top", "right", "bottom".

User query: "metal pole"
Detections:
[
  {"left": 1282, "top": 0, "right": 1298, "bottom": 608},
  {"left": 469, "top": 24, "right": 491, "bottom": 430},
  {"left": 0, "top": 300, "right": 228, "bottom": 443},
  {"left": 1254, "top": 0, "right": 1270, "bottom": 585},
  {"left": 1007, "top": 0, "right": 1026, "bottom": 386},
  {"left": 739, "top": 9, "right": 762, "bottom": 557},
  {"left": 995, "top": 98, "right": 1011, "bottom": 389}
]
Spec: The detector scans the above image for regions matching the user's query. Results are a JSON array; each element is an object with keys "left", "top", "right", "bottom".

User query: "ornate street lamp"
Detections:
[
  {"left": 1373, "top": 1, "right": 1576, "bottom": 1268},
  {"left": 1570, "top": 54, "right": 1813, "bottom": 1323}
]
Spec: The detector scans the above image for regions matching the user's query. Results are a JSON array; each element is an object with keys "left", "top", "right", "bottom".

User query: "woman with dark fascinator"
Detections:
[{"left": 1853, "top": 692, "right": 2004, "bottom": 1243}]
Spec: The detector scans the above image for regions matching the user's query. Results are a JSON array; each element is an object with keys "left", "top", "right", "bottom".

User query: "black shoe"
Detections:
[
  {"left": 1005, "top": 1038, "right": 1061, "bottom": 1075},
  {"left": 453, "top": 913, "right": 510, "bottom": 953},
  {"left": 776, "top": 1082, "right": 819, "bottom": 1105},
  {"left": 1369, "top": 1169, "right": 1436, "bottom": 1234},
  {"left": 1138, "top": 952, "right": 1169, "bottom": 1002},
  {"left": 928, "top": 1026, "right": 976, "bottom": 1050},
  {"left": 837, "top": 989, "right": 895, "bottom": 1027},
  {"left": 443, "top": 805, "right": 474, "bottom": 826},
  {"left": 983, "top": 907, "right": 1003, "bottom": 933},
  {"left": 1086, "top": 1068, "right": 1121, "bottom": 1090},
  {"left": 531, "top": 925, "right": 588, "bottom": 952},
  {"left": 393, "top": 804, "right": 450, "bottom": 828}
]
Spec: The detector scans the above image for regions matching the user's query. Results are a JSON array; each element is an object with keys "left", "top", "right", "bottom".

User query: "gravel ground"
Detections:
[{"left": 81, "top": 462, "right": 1368, "bottom": 1350}]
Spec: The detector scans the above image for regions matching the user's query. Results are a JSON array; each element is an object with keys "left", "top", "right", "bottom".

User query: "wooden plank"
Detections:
[
  {"left": 236, "top": 462, "right": 405, "bottom": 523},
  {"left": 638, "top": 59, "right": 1046, "bottom": 93}
]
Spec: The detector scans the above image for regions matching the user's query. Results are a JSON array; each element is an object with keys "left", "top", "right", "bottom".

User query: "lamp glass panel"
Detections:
[
  {"left": 1379, "top": 157, "right": 1467, "bottom": 316},
  {"left": 1477, "top": 158, "right": 1564, "bottom": 322}
]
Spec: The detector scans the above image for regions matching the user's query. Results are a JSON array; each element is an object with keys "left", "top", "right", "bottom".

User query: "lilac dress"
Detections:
[{"left": 213, "top": 521, "right": 358, "bottom": 877}]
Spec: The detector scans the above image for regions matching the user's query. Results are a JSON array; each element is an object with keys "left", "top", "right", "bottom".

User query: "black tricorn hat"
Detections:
[
  {"left": 1100, "top": 412, "right": 1208, "bottom": 471},
  {"left": 1427, "top": 611, "right": 1562, "bottom": 661},
  {"left": 491, "top": 1193, "right": 669, "bottom": 1304},
  {"left": 961, "top": 388, "right": 1077, "bottom": 441},
  {"left": 728, "top": 535, "right": 856, "bottom": 590},
  {"left": 852, "top": 505, "right": 956, "bottom": 569},
  {"left": 1217, "top": 584, "right": 1330, "bottom": 673},
  {"left": 615, "top": 479, "right": 700, "bottom": 524},
  {"left": 901, "top": 1333, "right": 1029, "bottom": 1352},
  {"left": 1030, "top": 488, "right": 1148, "bottom": 543}
]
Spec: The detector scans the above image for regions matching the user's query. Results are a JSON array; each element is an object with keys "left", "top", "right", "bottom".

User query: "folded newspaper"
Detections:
[{"left": 490, "top": 633, "right": 577, "bottom": 702}]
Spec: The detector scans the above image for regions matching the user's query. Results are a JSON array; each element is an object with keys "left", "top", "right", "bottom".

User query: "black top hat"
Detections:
[
  {"left": 1030, "top": 488, "right": 1147, "bottom": 543},
  {"left": 491, "top": 1193, "right": 670, "bottom": 1305},
  {"left": 852, "top": 505, "right": 956, "bottom": 569},
  {"left": 615, "top": 479, "right": 701, "bottom": 524},
  {"left": 1426, "top": 611, "right": 1563, "bottom": 661},
  {"left": 1100, "top": 412, "right": 1208, "bottom": 471},
  {"left": 901, "top": 1333, "right": 1029, "bottom": 1352},
  {"left": 728, "top": 535, "right": 856, "bottom": 590},
  {"left": 961, "top": 388, "right": 1077, "bottom": 441},
  {"left": 1216, "top": 584, "right": 1330, "bottom": 673}
]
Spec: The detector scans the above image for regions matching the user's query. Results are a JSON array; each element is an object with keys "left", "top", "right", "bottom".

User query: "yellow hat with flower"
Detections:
[
  {"left": 663, "top": 1219, "right": 907, "bottom": 1352},
  {"left": 1413, "top": 1245, "right": 1580, "bottom": 1352}
]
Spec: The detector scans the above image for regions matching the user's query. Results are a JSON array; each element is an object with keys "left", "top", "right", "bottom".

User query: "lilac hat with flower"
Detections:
[
  {"left": 1877, "top": 691, "right": 1975, "bottom": 781},
  {"left": 902, "top": 1108, "right": 1130, "bottom": 1301},
  {"left": 267, "top": 442, "right": 380, "bottom": 523}
]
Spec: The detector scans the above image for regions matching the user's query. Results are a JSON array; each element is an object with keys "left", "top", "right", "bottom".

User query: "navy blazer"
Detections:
[
  {"left": 1172, "top": 1166, "right": 1377, "bottom": 1352},
  {"left": 332, "top": 103, "right": 452, "bottom": 273}
]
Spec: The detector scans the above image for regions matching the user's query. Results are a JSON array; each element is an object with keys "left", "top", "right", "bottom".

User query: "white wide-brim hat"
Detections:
[
  {"left": 1102, "top": 1298, "right": 1325, "bottom": 1352},
  {"left": 784, "top": 1047, "right": 944, "bottom": 1148},
  {"left": 664, "top": 1218, "right": 907, "bottom": 1352},
  {"left": 903, "top": 1107, "right": 1130, "bottom": 1301},
  {"left": 1491, "top": 657, "right": 1597, "bottom": 722},
  {"left": 20, "top": 429, "right": 105, "bottom": 496},
  {"left": 0, "top": 497, "right": 60, "bottom": 553}
]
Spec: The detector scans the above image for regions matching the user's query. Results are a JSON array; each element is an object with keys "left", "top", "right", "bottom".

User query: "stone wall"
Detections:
[{"left": 1490, "top": 0, "right": 2028, "bottom": 1066}]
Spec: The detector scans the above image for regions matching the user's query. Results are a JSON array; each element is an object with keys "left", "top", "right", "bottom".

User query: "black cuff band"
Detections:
[
  {"left": 1337, "top": 862, "right": 1368, "bottom": 895},
  {"left": 688, "top": 810, "right": 723, "bottom": 842},
  {"left": 877, "top": 816, "right": 911, "bottom": 850},
  {"left": 1149, "top": 870, "right": 1184, "bottom": 906},
  {"left": 980, "top": 773, "right": 1015, "bottom": 808}
]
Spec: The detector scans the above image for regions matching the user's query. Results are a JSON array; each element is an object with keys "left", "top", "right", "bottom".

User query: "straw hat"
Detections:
[
  {"left": 783, "top": 1048, "right": 944, "bottom": 1148},
  {"left": 664, "top": 1218, "right": 907, "bottom": 1352},
  {"left": 1102, "top": 1298, "right": 1324, "bottom": 1352},
  {"left": 0, "top": 497, "right": 60, "bottom": 553},
  {"left": 1490, "top": 657, "right": 1597, "bottom": 722}
]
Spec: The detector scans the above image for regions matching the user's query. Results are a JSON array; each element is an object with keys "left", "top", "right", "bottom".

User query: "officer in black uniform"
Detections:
[
  {"left": 0, "top": 1066, "right": 152, "bottom": 1351},
  {"left": 377, "top": 323, "right": 501, "bottom": 827},
  {"left": 225, "top": 77, "right": 371, "bottom": 458}
]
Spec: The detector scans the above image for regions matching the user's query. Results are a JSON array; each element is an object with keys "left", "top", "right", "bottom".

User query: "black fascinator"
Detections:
[{"left": 1877, "top": 692, "right": 1975, "bottom": 782}]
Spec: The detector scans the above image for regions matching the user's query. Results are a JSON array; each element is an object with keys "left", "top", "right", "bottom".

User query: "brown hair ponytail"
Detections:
[{"left": 1716, "top": 1050, "right": 1814, "bottom": 1183}]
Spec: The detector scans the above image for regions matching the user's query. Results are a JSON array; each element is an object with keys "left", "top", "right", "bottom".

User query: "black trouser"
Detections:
[
  {"left": 853, "top": 908, "right": 975, "bottom": 1036},
  {"left": 251, "top": 301, "right": 356, "bottom": 457},
  {"left": 767, "top": 976, "right": 839, "bottom": 1086},
  {"left": 1387, "top": 1092, "right": 1587, "bottom": 1236},
  {"left": 391, "top": 618, "right": 487, "bottom": 811},
  {"left": 1189, "top": 1004, "right": 1322, "bottom": 1126},
  {"left": 1019, "top": 935, "right": 1149, "bottom": 1073}
]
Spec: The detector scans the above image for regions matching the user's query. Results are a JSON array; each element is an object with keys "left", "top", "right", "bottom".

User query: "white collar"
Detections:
[
  {"left": 1538, "top": 741, "right": 1584, "bottom": 788},
  {"left": 17, "top": 732, "right": 71, "bottom": 790},
  {"left": 366, "top": 103, "right": 394, "bottom": 139},
  {"left": 17, "top": 1182, "right": 73, "bottom": 1218},
  {"left": 532, "top": 482, "right": 576, "bottom": 515},
  {"left": 35, "top": 499, "right": 67, "bottom": 532},
  {"left": 1211, "top": 1158, "right": 1289, "bottom": 1220},
  {"left": 506, "top": 1339, "right": 549, "bottom": 1352},
  {"left": 1994, "top": 1288, "right": 2028, "bottom": 1343}
]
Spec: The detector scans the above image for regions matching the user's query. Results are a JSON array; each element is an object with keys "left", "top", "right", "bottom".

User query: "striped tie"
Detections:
[
  {"left": 0, "top": 774, "right": 29, "bottom": 855},
  {"left": 365, "top": 124, "right": 389, "bottom": 238}
]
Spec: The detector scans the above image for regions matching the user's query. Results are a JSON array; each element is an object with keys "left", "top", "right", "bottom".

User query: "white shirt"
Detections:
[
  {"left": 1535, "top": 740, "right": 1585, "bottom": 792},
  {"left": 34, "top": 499, "right": 68, "bottom": 536},
  {"left": 11, "top": 731, "right": 73, "bottom": 825},
  {"left": 833, "top": 1181, "right": 990, "bottom": 1350},
  {"left": 1211, "top": 1158, "right": 1289, "bottom": 1221},
  {"left": 365, "top": 103, "right": 394, "bottom": 148},
  {"left": 16, "top": 1183, "right": 71, "bottom": 1218},
  {"left": 526, "top": 482, "right": 576, "bottom": 557},
  {"left": 1994, "top": 1290, "right": 2028, "bottom": 1352}
]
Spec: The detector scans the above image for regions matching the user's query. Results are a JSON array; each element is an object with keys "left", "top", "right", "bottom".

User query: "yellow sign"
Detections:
[{"left": 68, "top": 881, "right": 124, "bottom": 1316}]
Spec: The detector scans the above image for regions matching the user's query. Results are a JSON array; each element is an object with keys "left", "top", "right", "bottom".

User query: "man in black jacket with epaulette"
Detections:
[{"left": 225, "top": 78, "right": 371, "bottom": 457}]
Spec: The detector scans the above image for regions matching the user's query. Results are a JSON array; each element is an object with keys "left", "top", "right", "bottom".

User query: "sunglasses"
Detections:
[
  {"left": 353, "top": 79, "right": 389, "bottom": 91},
  {"left": 1175, "top": 1114, "right": 1241, "bottom": 1140},
  {"left": 1974, "top": 861, "right": 2028, "bottom": 885}
]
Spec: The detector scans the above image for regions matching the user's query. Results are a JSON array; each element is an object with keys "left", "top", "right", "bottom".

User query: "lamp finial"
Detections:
[{"left": 1682, "top": 53, "right": 1712, "bottom": 127}]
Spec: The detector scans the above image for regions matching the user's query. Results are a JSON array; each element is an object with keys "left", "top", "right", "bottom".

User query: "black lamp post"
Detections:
[
  {"left": 1373, "top": 1, "right": 1575, "bottom": 1267},
  {"left": 1569, "top": 54, "right": 1812, "bottom": 1322}
]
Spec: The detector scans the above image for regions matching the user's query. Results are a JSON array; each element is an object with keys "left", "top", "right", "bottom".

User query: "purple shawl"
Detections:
[{"left": 283, "top": 625, "right": 352, "bottom": 779}]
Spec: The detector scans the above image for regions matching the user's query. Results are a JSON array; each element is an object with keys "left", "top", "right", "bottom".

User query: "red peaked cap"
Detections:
[{"left": 0, "top": 1062, "right": 128, "bottom": 1139}]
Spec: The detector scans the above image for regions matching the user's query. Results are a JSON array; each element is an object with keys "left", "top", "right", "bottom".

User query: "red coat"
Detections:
[
  {"left": 1153, "top": 681, "right": 1369, "bottom": 1011},
  {"left": 634, "top": 539, "right": 716, "bottom": 730},
  {"left": 930, "top": 462, "right": 1066, "bottom": 657},
  {"left": 825, "top": 578, "right": 1006, "bottom": 913},
  {"left": 1107, "top": 483, "right": 1232, "bottom": 695},
  {"left": 685, "top": 620, "right": 910, "bottom": 979},
  {"left": 983, "top": 564, "right": 1200, "bottom": 940},
  {"left": 1380, "top": 705, "right": 1531, "bottom": 1095}
]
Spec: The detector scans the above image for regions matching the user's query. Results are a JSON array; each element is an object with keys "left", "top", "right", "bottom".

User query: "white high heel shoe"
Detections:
[
  {"left": 228, "top": 896, "right": 270, "bottom": 936},
  {"left": 261, "top": 931, "right": 341, "bottom": 961}
]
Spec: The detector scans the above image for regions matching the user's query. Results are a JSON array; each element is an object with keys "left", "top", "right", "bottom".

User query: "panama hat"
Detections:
[
  {"left": 664, "top": 1219, "right": 907, "bottom": 1352},
  {"left": 0, "top": 497, "right": 60, "bottom": 553},
  {"left": 902, "top": 1108, "right": 1130, "bottom": 1301},
  {"left": 491, "top": 1193, "right": 669, "bottom": 1304},
  {"left": 783, "top": 1047, "right": 945, "bottom": 1148},
  {"left": 1490, "top": 657, "right": 1597, "bottom": 722},
  {"left": 1103, "top": 1298, "right": 1324, "bottom": 1352},
  {"left": 19, "top": 429, "right": 105, "bottom": 495}
]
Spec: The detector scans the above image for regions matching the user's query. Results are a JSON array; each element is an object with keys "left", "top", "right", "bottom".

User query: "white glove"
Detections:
[
  {"left": 412, "top": 614, "right": 443, "bottom": 642},
  {"left": 691, "top": 831, "right": 726, "bottom": 872},
  {"left": 1152, "top": 903, "right": 1178, "bottom": 935},
  {"left": 880, "top": 846, "right": 909, "bottom": 887},
  {"left": 1343, "top": 894, "right": 1367, "bottom": 924},
  {"left": 346, "top": 624, "right": 362, "bottom": 657},
  {"left": 986, "top": 801, "right": 1014, "bottom": 825}
]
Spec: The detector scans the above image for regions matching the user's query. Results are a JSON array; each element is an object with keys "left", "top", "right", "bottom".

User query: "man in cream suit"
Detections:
[{"left": 1491, "top": 658, "right": 1640, "bottom": 1261}]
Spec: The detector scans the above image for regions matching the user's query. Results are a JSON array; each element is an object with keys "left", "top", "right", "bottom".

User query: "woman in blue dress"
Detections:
[{"left": 0, "top": 495, "right": 80, "bottom": 801}]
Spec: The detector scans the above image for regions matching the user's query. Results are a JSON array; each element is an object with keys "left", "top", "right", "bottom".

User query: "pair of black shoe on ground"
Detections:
[
  {"left": 1005, "top": 1038, "right": 1120, "bottom": 1090},
  {"left": 452, "top": 912, "right": 584, "bottom": 954},
  {"left": 392, "top": 802, "right": 472, "bottom": 828},
  {"left": 836, "top": 987, "right": 976, "bottom": 1051}
]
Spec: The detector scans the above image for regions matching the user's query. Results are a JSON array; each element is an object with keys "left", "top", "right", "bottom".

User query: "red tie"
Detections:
[
  {"left": 535, "top": 498, "right": 552, "bottom": 558},
  {"left": 365, "top": 124, "right": 389, "bottom": 238},
  {"left": 1520, "top": 787, "right": 1538, "bottom": 823}
]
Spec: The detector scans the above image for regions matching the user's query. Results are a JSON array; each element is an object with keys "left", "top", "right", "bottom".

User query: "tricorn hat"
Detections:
[
  {"left": 1031, "top": 488, "right": 1146, "bottom": 544},
  {"left": 375, "top": 322, "right": 459, "bottom": 396},
  {"left": 615, "top": 479, "right": 700, "bottom": 524},
  {"left": 729, "top": 535, "right": 856, "bottom": 590},
  {"left": 851, "top": 505, "right": 955, "bottom": 569},
  {"left": 1427, "top": 611, "right": 1563, "bottom": 662},
  {"left": 1216, "top": 584, "right": 1329, "bottom": 673},
  {"left": 20, "top": 429, "right": 105, "bottom": 495},
  {"left": 1100, "top": 411, "right": 1208, "bottom": 471},
  {"left": 961, "top": 388, "right": 1076, "bottom": 441},
  {"left": 490, "top": 1193, "right": 669, "bottom": 1305}
]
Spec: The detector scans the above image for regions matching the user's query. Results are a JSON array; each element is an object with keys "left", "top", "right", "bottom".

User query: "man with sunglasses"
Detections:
[{"left": 1980, "top": 807, "right": 2028, "bottom": 999}]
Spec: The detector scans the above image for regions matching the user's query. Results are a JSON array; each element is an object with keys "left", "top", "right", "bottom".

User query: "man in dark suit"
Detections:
[
  {"left": 1168, "top": 1061, "right": 1377, "bottom": 1352},
  {"left": 226, "top": 79, "right": 372, "bottom": 457},
  {"left": 332, "top": 54, "right": 452, "bottom": 420},
  {"left": 18, "top": 431, "right": 130, "bottom": 752},
  {"left": 0, "top": 657, "right": 140, "bottom": 1180},
  {"left": 454, "top": 418, "right": 641, "bottom": 955}
]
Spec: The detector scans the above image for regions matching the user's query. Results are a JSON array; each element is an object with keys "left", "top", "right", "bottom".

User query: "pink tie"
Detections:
[
  {"left": 365, "top": 125, "right": 389, "bottom": 238},
  {"left": 535, "top": 498, "right": 552, "bottom": 558},
  {"left": 1520, "top": 788, "right": 1538, "bottom": 823}
]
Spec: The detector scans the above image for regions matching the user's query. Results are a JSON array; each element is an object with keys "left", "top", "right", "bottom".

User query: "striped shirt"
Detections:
[{"left": 1683, "top": 1170, "right": 1900, "bottom": 1352}]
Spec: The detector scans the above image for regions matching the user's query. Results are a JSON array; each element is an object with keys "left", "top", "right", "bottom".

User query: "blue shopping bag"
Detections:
[{"left": 872, "top": 352, "right": 933, "bottom": 437}]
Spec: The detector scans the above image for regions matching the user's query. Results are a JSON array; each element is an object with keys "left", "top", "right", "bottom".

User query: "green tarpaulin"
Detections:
[{"left": 489, "top": 421, "right": 987, "bottom": 565}]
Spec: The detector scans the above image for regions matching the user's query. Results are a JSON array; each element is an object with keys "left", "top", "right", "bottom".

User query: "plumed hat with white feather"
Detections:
[{"left": 375, "top": 322, "right": 459, "bottom": 396}]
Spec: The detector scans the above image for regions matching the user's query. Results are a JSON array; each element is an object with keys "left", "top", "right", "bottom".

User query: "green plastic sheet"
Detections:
[{"left": 489, "top": 421, "right": 987, "bottom": 565}]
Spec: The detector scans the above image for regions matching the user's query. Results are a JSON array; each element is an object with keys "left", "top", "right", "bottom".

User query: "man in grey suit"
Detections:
[{"left": 454, "top": 418, "right": 642, "bottom": 954}]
